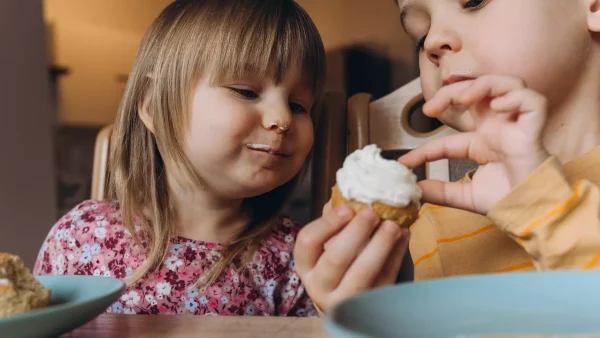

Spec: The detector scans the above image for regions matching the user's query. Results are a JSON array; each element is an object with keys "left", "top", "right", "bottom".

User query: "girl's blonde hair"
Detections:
[{"left": 107, "top": 0, "right": 326, "bottom": 287}]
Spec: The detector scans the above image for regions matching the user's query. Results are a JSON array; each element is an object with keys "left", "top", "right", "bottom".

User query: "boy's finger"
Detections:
[
  {"left": 338, "top": 221, "right": 403, "bottom": 292},
  {"left": 457, "top": 74, "right": 525, "bottom": 107},
  {"left": 294, "top": 205, "right": 354, "bottom": 275},
  {"left": 423, "top": 80, "right": 474, "bottom": 118},
  {"left": 397, "top": 132, "right": 475, "bottom": 169},
  {"left": 312, "top": 208, "right": 380, "bottom": 291},
  {"left": 418, "top": 180, "right": 476, "bottom": 213},
  {"left": 490, "top": 88, "right": 548, "bottom": 121}
]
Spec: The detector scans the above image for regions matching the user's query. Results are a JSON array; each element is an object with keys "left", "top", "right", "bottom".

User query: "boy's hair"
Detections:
[{"left": 107, "top": 0, "right": 326, "bottom": 287}]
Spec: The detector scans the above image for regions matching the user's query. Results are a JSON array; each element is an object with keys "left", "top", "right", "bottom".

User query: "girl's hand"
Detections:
[
  {"left": 294, "top": 202, "right": 409, "bottom": 312},
  {"left": 400, "top": 74, "right": 550, "bottom": 215}
]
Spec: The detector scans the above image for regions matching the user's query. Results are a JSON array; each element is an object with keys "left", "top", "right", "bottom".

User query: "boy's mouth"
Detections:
[
  {"left": 442, "top": 74, "right": 475, "bottom": 87},
  {"left": 246, "top": 144, "right": 290, "bottom": 157}
]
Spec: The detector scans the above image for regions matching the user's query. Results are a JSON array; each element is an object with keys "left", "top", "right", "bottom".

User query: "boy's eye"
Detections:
[
  {"left": 463, "top": 0, "right": 487, "bottom": 9},
  {"left": 230, "top": 88, "right": 258, "bottom": 99},
  {"left": 289, "top": 102, "right": 307, "bottom": 114},
  {"left": 416, "top": 34, "right": 428, "bottom": 52}
]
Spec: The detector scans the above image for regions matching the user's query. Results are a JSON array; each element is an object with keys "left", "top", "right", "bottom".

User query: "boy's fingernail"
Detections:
[
  {"left": 359, "top": 208, "right": 378, "bottom": 223},
  {"left": 335, "top": 205, "right": 352, "bottom": 218}
]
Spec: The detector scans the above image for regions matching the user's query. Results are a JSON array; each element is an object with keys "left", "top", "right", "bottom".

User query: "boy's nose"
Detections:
[{"left": 424, "top": 27, "right": 462, "bottom": 65}]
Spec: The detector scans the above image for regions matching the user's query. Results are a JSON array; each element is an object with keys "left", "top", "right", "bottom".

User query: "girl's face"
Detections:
[{"left": 183, "top": 70, "right": 315, "bottom": 199}]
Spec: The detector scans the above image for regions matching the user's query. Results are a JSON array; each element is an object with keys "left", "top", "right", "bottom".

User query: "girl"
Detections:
[{"left": 34, "top": 0, "right": 325, "bottom": 316}]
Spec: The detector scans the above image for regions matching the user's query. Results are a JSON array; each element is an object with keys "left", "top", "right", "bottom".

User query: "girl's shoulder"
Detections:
[
  {"left": 34, "top": 200, "right": 144, "bottom": 278},
  {"left": 52, "top": 200, "right": 130, "bottom": 241}
]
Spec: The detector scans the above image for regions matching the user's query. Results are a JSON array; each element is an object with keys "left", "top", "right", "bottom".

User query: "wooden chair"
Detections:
[
  {"left": 91, "top": 124, "right": 113, "bottom": 200},
  {"left": 310, "top": 91, "right": 348, "bottom": 220}
]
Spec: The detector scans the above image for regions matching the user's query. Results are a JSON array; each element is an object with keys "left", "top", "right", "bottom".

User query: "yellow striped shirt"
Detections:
[{"left": 410, "top": 146, "right": 600, "bottom": 280}]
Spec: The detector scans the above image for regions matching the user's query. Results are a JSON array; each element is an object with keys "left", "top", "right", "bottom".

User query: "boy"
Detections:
[
  {"left": 295, "top": 0, "right": 600, "bottom": 312},
  {"left": 396, "top": 0, "right": 600, "bottom": 279}
]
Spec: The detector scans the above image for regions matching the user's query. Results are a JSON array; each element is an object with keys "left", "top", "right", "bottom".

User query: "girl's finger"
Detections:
[
  {"left": 311, "top": 208, "right": 381, "bottom": 291},
  {"left": 373, "top": 229, "right": 411, "bottom": 287},
  {"left": 294, "top": 204, "right": 354, "bottom": 276},
  {"left": 338, "top": 221, "right": 404, "bottom": 292}
]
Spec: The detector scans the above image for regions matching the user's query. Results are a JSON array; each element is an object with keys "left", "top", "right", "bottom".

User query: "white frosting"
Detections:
[
  {"left": 0, "top": 278, "right": 10, "bottom": 285},
  {"left": 336, "top": 144, "right": 422, "bottom": 207}
]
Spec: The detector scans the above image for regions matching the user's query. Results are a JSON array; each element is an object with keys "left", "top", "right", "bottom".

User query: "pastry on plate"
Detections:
[
  {"left": 331, "top": 144, "right": 422, "bottom": 228},
  {"left": 0, "top": 253, "right": 51, "bottom": 317}
]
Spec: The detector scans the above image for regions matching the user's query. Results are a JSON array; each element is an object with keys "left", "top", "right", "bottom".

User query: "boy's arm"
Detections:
[{"left": 488, "top": 156, "right": 600, "bottom": 270}]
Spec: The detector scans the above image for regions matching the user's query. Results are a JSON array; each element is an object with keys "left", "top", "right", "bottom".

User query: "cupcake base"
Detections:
[{"left": 330, "top": 185, "right": 419, "bottom": 229}]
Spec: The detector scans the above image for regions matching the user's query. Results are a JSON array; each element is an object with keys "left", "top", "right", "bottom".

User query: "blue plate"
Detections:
[
  {"left": 0, "top": 275, "right": 125, "bottom": 338},
  {"left": 323, "top": 272, "right": 600, "bottom": 337}
]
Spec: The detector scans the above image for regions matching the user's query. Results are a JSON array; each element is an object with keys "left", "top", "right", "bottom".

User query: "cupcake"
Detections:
[
  {"left": 0, "top": 253, "right": 51, "bottom": 317},
  {"left": 331, "top": 144, "right": 422, "bottom": 228}
]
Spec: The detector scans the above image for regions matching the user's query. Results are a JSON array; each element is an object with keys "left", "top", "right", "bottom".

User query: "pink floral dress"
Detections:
[{"left": 33, "top": 200, "right": 316, "bottom": 316}]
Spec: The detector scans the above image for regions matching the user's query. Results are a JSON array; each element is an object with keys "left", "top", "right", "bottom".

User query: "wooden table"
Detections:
[{"left": 61, "top": 314, "right": 327, "bottom": 337}]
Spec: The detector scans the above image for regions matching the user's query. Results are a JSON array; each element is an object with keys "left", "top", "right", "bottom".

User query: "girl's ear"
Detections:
[
  {"left": 138, "top": 73, "right": 155, "bottom": 133},
  {"left": 587, "top": 0, "right": 600, "bottom": 32}
]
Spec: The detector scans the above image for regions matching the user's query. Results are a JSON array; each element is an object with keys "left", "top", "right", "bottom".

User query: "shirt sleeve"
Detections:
[
  {"left": 33, "top": 208, "right": 76, "bottom": 276},
  {"left": 488, "top": 156, "right": 600, "bottom": 270}
]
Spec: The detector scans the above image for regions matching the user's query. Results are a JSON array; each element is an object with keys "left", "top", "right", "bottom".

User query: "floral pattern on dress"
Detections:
[{"left": 34, "top": 200, "right": 316, "bottom": 317}]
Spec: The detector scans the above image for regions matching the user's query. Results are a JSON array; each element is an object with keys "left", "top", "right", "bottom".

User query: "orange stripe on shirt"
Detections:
[
  {"left": 437, "top": 224, "right": 496, "bottom": 243},
  {"left": 413, "top": 248, "right": 439, "bottom": 266},
  {"left": 411, "top": 205, "right": 445, "bottom": 231},
  {"left": 583, "top": 252, "right": 600, "bottom": 270},
  {"left": 497, "top": 261, "right": 534, "bottom": 272},
  {"left": 412, "top": 224, "right": 495, "bottom": 266},
  {"left": 517, "top": 180, "right": 583, "bottom": 244},
  {"left": 417, "top": 205, "right": 444, "bottom": 219}
]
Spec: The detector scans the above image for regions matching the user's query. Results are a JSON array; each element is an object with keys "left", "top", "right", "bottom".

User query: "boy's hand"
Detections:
[
  {"left": 400, "top": 74, "right": 550, "bottom": 215},
  {"left": 294, "top": 202, "right": 409, "bottom": 312}
]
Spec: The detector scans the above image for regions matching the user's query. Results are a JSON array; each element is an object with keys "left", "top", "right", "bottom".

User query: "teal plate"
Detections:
[
  {"left": 0, "top": 275, "right": 125, "bottom": 338},
  {"left": 323, "top": 272, "right": 600, "bottom": 338}
]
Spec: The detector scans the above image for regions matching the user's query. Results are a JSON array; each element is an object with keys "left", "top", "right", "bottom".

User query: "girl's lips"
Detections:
[{"left": 246, "top": 144, "right": 290, "bottom": 157}]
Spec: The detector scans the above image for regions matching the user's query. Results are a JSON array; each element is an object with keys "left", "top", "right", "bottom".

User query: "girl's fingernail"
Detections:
[{"left": 359, "top": 208, "right": 378, "bottom": 223}]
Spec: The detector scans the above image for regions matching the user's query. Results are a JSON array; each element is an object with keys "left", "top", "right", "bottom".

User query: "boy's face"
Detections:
[{"left": 397, "top": 0, "right": 591, "bottom": 131}]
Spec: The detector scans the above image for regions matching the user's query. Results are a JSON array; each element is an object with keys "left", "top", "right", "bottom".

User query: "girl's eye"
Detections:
[
  {"left": 289, "top": 102, "right": 307, "bottom": 114},
  {"left": 230, "top": 88, "right": 258, "bottom": 99},
  {"left": 463, "top": 0, "right": 487, "bottom": 9},
  {"left": 416, "top": 34, "right": 428, "bottom": 52}
]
